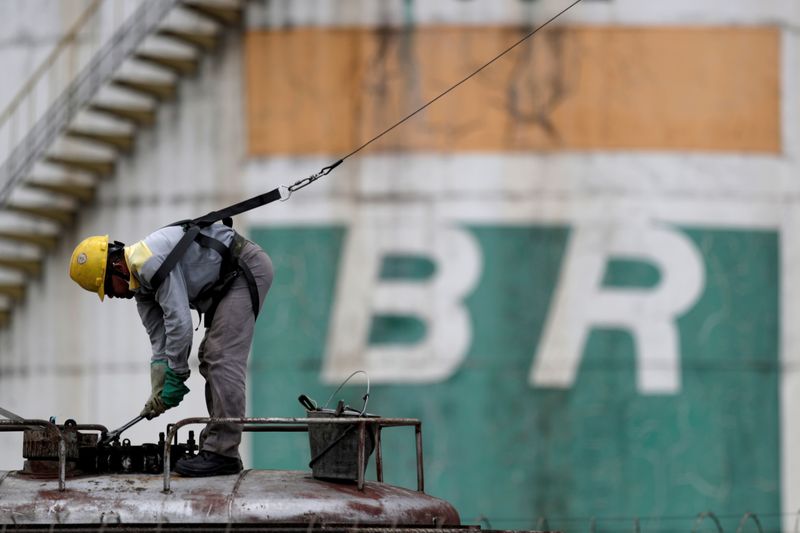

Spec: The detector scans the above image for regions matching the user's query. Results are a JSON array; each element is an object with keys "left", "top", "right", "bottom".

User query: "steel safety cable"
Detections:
[
  {"left": 191, "top": 0, "right": 584, "bottom": 223},
  {"left": 281, "top": 0, "right": 584, "bottom": 198}
]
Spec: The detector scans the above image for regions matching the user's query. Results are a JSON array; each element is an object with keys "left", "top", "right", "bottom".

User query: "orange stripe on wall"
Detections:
[{"left": 245, "top": 26, "right": 780, "bottom": 155}]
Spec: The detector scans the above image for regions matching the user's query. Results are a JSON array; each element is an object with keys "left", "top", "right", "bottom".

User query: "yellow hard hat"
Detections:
[{"left": 69, "top": 235, "right": 110, "bottom": 301}]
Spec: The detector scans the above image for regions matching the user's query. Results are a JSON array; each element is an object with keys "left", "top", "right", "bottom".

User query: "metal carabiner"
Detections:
[{"left": 282, "top": 160, "right": 344, "bottom": 197}]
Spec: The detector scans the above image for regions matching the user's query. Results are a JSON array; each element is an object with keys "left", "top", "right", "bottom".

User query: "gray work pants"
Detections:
[{"left": 198, "top": 240, "right": 273, "bottom": 459}]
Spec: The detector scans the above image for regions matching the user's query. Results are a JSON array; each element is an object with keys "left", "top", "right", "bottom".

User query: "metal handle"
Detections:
[
  {"left": 98, "top": 415, "right": 144, "bottom": 446},
  {"left": 323, "top": 370, "right": 370, "bottom": 415}
]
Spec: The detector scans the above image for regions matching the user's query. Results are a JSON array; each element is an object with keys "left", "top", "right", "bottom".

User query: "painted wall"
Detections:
[
  {"left": 241, "top": 1, "right": 800, "bottom": 531},
  {"left": 246, "top": 26, "right": 779, "bottom": 154},
  {"left": 0, "top": 1, "right": 797, "bottom": 532}
]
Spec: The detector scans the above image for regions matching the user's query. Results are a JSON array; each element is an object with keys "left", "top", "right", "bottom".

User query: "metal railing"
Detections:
[
  {"left": 0, "top": 419, "right": 67, "bottom": 490},
  {"left": 163, "top": 416, "right": 425, "bottom": 493},
  {"left": 0, "top": 0, "right": 181, "bottom": 206},
  {"left": 0, "top": 416, "right": 424, "bottom": 494}
]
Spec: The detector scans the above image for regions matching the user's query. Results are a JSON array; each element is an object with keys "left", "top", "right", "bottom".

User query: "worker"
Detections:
[{"left": 68, "top": 223, "right": 273, "bottom": 477}]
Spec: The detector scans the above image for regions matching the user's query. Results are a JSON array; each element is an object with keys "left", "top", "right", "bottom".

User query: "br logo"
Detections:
[{"left": 322, "top": 220, "right": 704, "bottom": 395}]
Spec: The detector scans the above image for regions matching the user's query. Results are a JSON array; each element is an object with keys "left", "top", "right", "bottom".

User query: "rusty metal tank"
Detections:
[
  {"left": 0, "top": 470, "right": 460, "bottom": 526},
  {"left": 0, "top": 416, "right": 461, "bottom": 528}
]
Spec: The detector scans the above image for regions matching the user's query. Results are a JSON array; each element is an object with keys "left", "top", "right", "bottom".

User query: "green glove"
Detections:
[
  {"left": 140, "top": 361, "right": 190, "bottom": 419},
  {"left": 162, "top": 365, "right": 190, "bottom": 407}
]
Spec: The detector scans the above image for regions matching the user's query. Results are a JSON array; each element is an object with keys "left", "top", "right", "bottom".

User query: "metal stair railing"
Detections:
[
  {"left": 0, "top": 0, "right": 103, "bottom": 160},
  {"left": 0, "top": 0, "right": 181, "bottom": 206}
]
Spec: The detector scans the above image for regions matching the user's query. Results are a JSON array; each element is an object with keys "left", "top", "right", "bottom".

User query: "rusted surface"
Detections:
[
  {"left": 231, "top": 470, "right": 459, "bottom": 525},
  {"left": 23, "top": 421, "right": 98, "bottom": 461},
  {"left": 17, "top": 420, "right": 102, "bottom": 480},
  {"left": 0, "top": 419, "right": 67, "bottom": 490},
  {"left": 24, "top": 426, "right": 79, "bottom": 459},
  {"left": 18, "top": 459, "right": 79, "bottom": 478},
  {"left": 0, "top": 470, "right": 460, "bottom": 526}
]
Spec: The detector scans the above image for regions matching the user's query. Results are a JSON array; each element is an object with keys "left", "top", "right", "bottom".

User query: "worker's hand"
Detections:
[
  {"left": 140, "top": 361, "right": 190, "bottom": 419},
  {"left": 162, "top": 365, "right": 190, "bottom": 408}
]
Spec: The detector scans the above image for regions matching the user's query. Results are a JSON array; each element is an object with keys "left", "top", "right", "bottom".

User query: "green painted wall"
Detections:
[{"left": 249, "top": 225, "right": 780, "bottom": 532}]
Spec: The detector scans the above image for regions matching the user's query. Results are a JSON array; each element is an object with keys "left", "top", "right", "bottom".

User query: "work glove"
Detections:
[{"left": 140, "top": 360, "right": 190, "bottom": 419}]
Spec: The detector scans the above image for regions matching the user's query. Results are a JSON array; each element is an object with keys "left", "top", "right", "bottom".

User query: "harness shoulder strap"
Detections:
[
  {"left": 194, "top": 232, "right": 231, "bottom": 262},
  {"left": 150, "top": 226, "right": 237, "bottom": 291},
  {"left": 149, "top": 225, "right": 201, "bottom": 291}
]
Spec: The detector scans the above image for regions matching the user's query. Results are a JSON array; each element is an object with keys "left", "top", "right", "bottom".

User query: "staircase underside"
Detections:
[{"left": 0, "top": 1, "right": 244, "bottom": 329}]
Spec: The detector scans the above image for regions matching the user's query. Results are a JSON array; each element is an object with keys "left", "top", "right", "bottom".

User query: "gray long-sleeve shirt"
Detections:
[{"left": 124, "top": 224, "right": 235, "bottom": 374}]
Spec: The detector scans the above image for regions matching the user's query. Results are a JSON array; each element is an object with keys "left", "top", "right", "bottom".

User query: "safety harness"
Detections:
[
  {"left": 140, "top": 157, "right": 342, "bottom": 327},
  {"left": 145, "top": 185, "right": 290, "bottom": 327},
  {"left": 146, "top": 219, "right": 256, "bottom": 327}
]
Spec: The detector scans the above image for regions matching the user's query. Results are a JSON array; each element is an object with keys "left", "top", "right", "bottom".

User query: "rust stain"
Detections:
[
  {"left": 37, "top": 489, "right": 94, "bottom": 504},
  {"left": 246, "top": 25, "right": 780, "bottom": 155},
  {"left": 346, "top": 499, "right": 385, "bottom": 517},
  {"left": 4, "top": 470, "right": 461, "bottom": 527},
  {"left": 184, "top": 487, "right": 231, "bottom": 516}
]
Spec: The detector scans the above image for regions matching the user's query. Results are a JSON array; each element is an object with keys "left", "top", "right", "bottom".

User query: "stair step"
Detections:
[
  {"left": 0, "top": 285, "right": 24, "bottom": 302},
  {"left": 6, "top": 204, "right": 75, "bottom": 225},
  {"left": 158, "top": 28, "right": 218, "bottom": 51},
  {"left": 181, "top": 2, "right": 242, "bottom": 26},
  {"left": 0, "top": 231, "right": 58, "bottom": 249},
  {"left": 0, "top": 257, "right": 42, "bottom": 277},
  {"left": 134, "top": 52, "right": 198, "bottom": 76},
  {"left": 66, "top": 128, "right": 135, "bottom": 151},
  {"left": 112, "top": 78, "right": 177, "bottom": 101},
  {"left": 0, "top": 283, "right": 25, "bottom": 302},
  {"left": 88, "top": 104, "right": 156, "bottom": 127},
  {"left": 26, "top": 180, "right": 95, "bottom": 202},
  {"left": 45, "top": 156, "right": 114, "bottom": 177}
]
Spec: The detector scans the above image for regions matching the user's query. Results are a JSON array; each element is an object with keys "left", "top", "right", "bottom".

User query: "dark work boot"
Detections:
[{"left": 174, "top": 450, "right": 242, "bottom": 477}]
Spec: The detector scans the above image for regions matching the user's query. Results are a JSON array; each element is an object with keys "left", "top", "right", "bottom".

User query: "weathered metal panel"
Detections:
[{"left": 0, "top": 470, "right": 459, "bottom": 526}]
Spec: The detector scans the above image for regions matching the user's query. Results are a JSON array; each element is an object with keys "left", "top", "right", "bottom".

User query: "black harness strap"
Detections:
[
  {"left": 237, "top": 259, "right": 260, "bottom": 319},
  {"left": 150, "top": 227, "right": 260, "bottom": 326},
  {"left": 195, "top": 232, "right": 231, "bottom": 262},
  {"left": 199, "top": 234, "right": 260, "bottom": 328},
  {"left": 144, "top": 187, "right": 284, "bottom": 326},
  {"left": 150, "top": 225, "right": 200, "bottom": 291},
  {"left": 193, "top": 188, "right": 282, "bottom": 228},
  {"left": 149, "top": 186, "right": 282, "bottom": 289}
]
